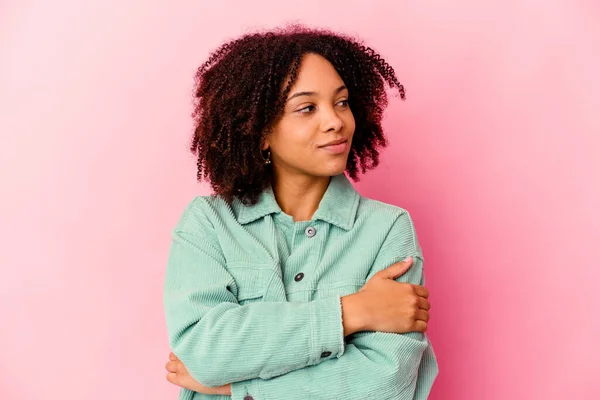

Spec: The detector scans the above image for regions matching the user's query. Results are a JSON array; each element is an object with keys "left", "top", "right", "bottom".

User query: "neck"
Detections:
[{"left": 271, "top": 170, "right": 331, "bottom": 222}]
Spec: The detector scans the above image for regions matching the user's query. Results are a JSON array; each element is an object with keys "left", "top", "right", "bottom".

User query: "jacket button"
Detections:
[
  {"left": 294, "top": 272, "right": 305, "bottom": 282},
  {"left": 321, "top": 351, "right": 332, "bottom": 358},
  {"left": 305, "top": 226, "right": 316, "bottom": 237}
]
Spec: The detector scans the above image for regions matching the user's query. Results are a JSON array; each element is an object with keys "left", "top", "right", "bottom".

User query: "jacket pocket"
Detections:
[
  {"left": 227, "top": 266, "right": 269, "bottom": 304},
  {"left": 313, "top": 279, "right": 366, "bottom": 300}
]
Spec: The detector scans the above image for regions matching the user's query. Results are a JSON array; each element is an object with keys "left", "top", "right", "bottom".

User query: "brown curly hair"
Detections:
[{"left": 190, "top": 24, "right": 405, "bottom": 205}]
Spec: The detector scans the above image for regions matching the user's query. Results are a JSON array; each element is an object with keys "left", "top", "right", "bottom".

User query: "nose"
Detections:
[{"left": 321, "top": 107, "right": 344, "bottom": 133}]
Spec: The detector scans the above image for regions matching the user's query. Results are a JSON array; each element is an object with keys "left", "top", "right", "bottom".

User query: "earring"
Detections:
[{"left": 261, "top": 149, "right": 272, "bottom": 165}]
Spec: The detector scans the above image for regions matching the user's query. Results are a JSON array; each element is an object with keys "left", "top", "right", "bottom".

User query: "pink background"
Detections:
[{"left": 1, "top": 1, "right": 599, "bottom": 399}]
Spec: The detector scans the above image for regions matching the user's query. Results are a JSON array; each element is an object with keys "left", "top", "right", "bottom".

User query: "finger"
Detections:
[
  {"left": 177, "top": 360, "right": 188, "bottom": 373},
  {"left": 380, "top": 257, "right": 413, "bottom": 280},
  {"left": 418, "top": 297, "right": 430, "bottom": 311},
  {"left": 414, "top": 285, "right": 429, "bottom": 298},
  {"left": 415, "top": 309, "right": 430, "bottom": 323},
  {"left": 413, "top": 319, "right": 428, "bottom": 332},
  {"left": 165, "top": 361, "right": 177, "bottom": 373},
  {"left": 166, "top": 372, "right": 178, "bottom": 384},
  {"left": 169, "top": 352, "right": 178, "bottom": 361}
]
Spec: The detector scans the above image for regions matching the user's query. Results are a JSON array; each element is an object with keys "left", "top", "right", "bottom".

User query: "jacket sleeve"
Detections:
[
  {"left": 229, "top": 211, "right": 439, "bottom": 400},
  {"left": 163, "top": 198, "right": 346, "bottom": 388}
]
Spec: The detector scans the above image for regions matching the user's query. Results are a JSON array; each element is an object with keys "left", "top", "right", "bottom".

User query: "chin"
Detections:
[{"left": 315, "top": 161, "right": 348, "bottom": 177}]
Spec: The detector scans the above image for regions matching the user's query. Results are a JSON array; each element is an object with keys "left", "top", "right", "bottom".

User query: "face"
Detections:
[{"left": 263, "top": 53, "right": 356, "bottom": 179}]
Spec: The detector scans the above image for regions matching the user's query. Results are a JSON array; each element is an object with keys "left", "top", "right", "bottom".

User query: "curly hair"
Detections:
[{"left": 190, "top": 24, "right": 405, "bottom": 205}]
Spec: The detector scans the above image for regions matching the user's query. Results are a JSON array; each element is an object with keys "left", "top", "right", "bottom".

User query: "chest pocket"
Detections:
[
  {"left": 313, "top": 279, "right": 366, "bottom": 301},
  {"left": 227, "top": 265, "right": 271, "bottom": 305}
]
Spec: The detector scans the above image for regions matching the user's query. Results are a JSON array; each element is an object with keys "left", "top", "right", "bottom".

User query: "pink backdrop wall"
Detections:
[{"left": 1, "top": 1, "right": 598, "bottom": 399}]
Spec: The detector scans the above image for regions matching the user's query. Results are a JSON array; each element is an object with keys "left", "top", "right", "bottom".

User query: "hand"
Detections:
[
  {"left": 165, "top": 352, "right": 232, "bottom": 396},
  {"left": 358, "top": 256, "right": 431, "bottom": 333}
]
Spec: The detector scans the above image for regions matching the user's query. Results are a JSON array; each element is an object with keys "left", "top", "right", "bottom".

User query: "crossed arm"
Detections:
[{"left": 164, "top": 211, "right": 438, "bottom": 400}]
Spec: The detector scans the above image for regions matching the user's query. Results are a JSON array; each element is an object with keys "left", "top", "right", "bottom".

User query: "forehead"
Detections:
[{"left": 290, "top": 53, "right": 345, "bottom": 91}]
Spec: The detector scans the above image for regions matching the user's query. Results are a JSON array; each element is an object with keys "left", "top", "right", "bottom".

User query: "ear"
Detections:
[{"left": 260, "top": 132, "right": 271, "bottom": 150}]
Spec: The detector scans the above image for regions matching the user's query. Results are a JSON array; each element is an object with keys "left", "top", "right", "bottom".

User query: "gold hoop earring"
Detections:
[{"left": 261, "top": 149, "right": 271, "bottom": 165}]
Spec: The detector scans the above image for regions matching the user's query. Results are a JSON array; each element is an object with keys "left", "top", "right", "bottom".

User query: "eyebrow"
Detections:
[{"left": 286, "top": 85, "right": 348, "bottom": 101}]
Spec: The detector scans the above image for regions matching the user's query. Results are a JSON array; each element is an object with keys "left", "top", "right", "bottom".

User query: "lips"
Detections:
[
  {"left": 319, "top": 138, "right": 348, "bottom": 155},
  {"left": 320, "top": 138, "right": 347, "bottom": 147}
]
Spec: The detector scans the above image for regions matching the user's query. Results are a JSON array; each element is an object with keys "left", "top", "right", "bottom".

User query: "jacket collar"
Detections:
[{"left": 236, "top": 174, "right": 359, "bottom": 231}]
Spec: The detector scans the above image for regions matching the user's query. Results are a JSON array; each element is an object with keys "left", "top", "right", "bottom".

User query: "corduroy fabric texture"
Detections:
[{"left": 164, "top": 174, "right": 438, "bottom": 400}]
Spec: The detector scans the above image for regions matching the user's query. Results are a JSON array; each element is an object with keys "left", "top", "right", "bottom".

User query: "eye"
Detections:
[
  {"left": 337, "top": 100, "right": 349, "bottom": 108},
  {"left": 297, "top": 105, "right": 316, "bottom": 114}
]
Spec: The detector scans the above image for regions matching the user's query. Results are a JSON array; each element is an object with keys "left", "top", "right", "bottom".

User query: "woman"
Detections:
[{"left": 163, "top": 25, "right": 438, "bottom": 400}]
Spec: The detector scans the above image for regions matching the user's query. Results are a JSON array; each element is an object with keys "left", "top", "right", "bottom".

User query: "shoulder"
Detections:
[
  {"left": 355, "top": 195, "right": 422, "bottom": 255},
  {"left": 173, "top": 194, "right": 234, "bottom": 235},
  {"left": 356, "top": 195, "right": 412, "bottom": 223}
]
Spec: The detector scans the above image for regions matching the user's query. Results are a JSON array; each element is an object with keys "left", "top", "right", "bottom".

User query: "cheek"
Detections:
[
  {"left": 342, "top": 115, "right": 356, "bottom": 145},
  {"left": 346, "top": 112, "right": 356, "bottom": 132},
  {"left": 275, "top": 119, "right": 316, "bottom": 149}
]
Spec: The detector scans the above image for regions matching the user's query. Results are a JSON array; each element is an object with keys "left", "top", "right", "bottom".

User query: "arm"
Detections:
[
  {"left": 229, "top": 211, "right": 439, "bottom": 400},
  {"left": 163, "top": 198, "right": 346, "bottom": 388}
]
